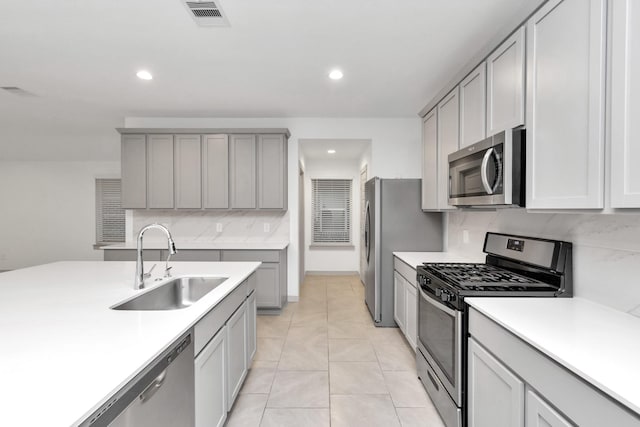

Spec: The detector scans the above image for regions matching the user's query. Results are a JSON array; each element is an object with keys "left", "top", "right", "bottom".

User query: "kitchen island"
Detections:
[{"left": 0, "top": 260, "right": 259, "bottom": 427}]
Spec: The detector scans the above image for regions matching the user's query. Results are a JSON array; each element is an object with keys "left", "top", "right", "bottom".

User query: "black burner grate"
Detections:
[{"left": 422, "top": 263, "right": 545, "bottom": 290}]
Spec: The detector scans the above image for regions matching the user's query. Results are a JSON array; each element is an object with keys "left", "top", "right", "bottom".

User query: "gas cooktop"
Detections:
[{"left": 421, "top": 262, "right": 556, "bottom": 291}]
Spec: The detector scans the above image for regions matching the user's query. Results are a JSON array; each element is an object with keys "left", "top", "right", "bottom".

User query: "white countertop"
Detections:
[
  {"left": 0, "top": 261, "right": 260, "bottom": 427},
  {"left": 466, "top": 297, "right": 640, "bottom": 415},
  {"left": 102, "top": 240, "right": 289, "bottom": 250},
  {"left": 393, "top": 251, "right": 486, "bottom": 269}
]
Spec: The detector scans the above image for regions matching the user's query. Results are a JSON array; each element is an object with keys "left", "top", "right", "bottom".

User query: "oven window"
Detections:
[{"left": 419, "top": 294, "right": 456, "bottom": 385}]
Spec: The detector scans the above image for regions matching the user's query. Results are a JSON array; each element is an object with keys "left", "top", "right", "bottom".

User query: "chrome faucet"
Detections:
[{"left": 135, "top": 223, "right": 177, "bottom": 290}]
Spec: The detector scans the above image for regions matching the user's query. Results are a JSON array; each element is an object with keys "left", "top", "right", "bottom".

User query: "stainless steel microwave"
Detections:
[{"left": 448, "top": 129, "right": 525, "bottom": 207}]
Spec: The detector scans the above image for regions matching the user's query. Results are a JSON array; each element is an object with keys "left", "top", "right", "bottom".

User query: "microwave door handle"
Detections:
[{"left": 480, "top": 148, "right": 495, "bottom": 195}]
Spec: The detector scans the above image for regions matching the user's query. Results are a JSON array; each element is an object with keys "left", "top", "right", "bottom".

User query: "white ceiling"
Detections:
[
  {"left": 300, "top": 139, "right": 370, "bottom": 162},
  {"left": 0, "top": 0, "right": 530, "bottom": 160}
]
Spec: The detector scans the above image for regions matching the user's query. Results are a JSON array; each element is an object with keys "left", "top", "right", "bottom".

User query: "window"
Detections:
[
  {"left": 311, "top": 179, "right": 352, "bottom": 245},
  {"left": 95, "top": 179, "right": 125, "bottom": 244}
]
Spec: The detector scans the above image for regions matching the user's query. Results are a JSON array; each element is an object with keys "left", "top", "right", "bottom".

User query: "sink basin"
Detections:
[{"left": 112, "top": 276, "right": 228, "bottom": 311}]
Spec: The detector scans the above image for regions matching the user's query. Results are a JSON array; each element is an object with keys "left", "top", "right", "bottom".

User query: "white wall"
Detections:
[
  {"left": 0, "top": 161, "right": 120, "bottom": 270},
  {"left": 304, "top": 157, "right": 362, "bottom": 272},
  {"left": 448, "top": 210, "right": 640, "bottom": 317},
  {"left": 124, "top": 117, "right": 421, "bottom": 299}
]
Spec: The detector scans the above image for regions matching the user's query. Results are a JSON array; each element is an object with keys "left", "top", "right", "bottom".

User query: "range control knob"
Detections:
[
  {"left": 440, "top": 290, "right": 451, "bottom": 302},
  {"left": 419, "top": 275, "right": 431, "bottom": 286},
  {"left": 435, "top": 288, "right": 442, "bottom": 297}
]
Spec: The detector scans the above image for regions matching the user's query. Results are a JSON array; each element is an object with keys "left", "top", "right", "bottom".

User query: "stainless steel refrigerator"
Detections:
[{"left": 363, "top": 178, "right": 443, "bottom": 327}]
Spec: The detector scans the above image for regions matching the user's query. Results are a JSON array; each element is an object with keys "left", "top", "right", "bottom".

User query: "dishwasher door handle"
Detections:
[{"left": 139, "top": 369, "right": 167, "bottom": 403}]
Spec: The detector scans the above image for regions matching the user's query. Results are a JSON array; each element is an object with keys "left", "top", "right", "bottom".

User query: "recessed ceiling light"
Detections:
[
  {"left": 328, "top": 149, "right": 336, "bottom": 154},
  {"left": 136, "top": 70, "right": 153, "bottom": 80},
  {"left": 328, "top": 69, "right": 343, "bottom": 80}
]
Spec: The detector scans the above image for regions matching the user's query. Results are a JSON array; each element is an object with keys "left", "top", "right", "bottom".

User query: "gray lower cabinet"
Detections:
[
  {"left": 175, "top": 135, "right": 202, "bottom": 209},
  {"left": 254, "top": 263, "right": 280, "bottom": 308},
  {"left": 221, "top": 249, "right": 287, "bottom": 311},
  {"left": 147, "top": 135, "right": 175, "bottom": 209},
  {"left": 193, "top": 274, "right": 254, "bottom": 427},
  {"left": 468, "top": 338, "right": 524, "bottom": 427},
  {"left": 203, "top": 134, "right": 229, "bottom": 209},
  {"left": 103, "top": 249, "right": 220, "bottom": 262},
  {"left": 257, "top": 134, "right": 287, "bottom": 209},
  {"left": 229, "top": 135, "right": 256, "bottom": 209},
  {"left": 246, "top": 290, "right": 256, "bottom": 365},
  {"left": 121, "top": 135, "right": 147, "bottom": 209},
  {"left": 226, "top": 300, "right": 248, "bottom": 410},
  {"left": 165, "top": 250, "right": 221, "bottom": 262},
  {"left": 104, "top": 249, "right": 162, "bottom": 262},
  {"left": 469, "top": 307, "right": 640, "bottom": 427},
  {"left": 525, "top": 388, "right": 572, "bottom": 427},
  {"left": 195, "top": 327, "right": 227, "bottom": 427}
]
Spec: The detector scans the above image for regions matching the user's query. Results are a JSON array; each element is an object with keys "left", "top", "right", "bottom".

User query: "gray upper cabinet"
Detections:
[
  {"left": 486, "top": 26, "right": 525, "bottom": 136},
  {"left": 121, "top": 135, "right": 147, "bottom": 209},
  {"left": 147, "top": 135, "right": 175, "bottom": 209},
  {"left": 175, "top": 135, "right": 202, "bottom": 209},
  {"left": 203, "top": 134, "right": 229, "bottom": 209},
  {"left": 460, "top": 63, "right": 487, "bottom": 148},
  {"left": 437, "top": 87, "right": 460, "bottom": 211},
  {"left": 610, "top": 0, "right": 640, "bottom": 208},
  {"left": 421, "top": 108, "right": 438, "bottom": 211},
  {"left": 257, "top": 134, "right": 287, "bottom": 209},
  {"left": 230, "top": 135, "right": 256, "bottom": 209},
  {"left": 526, "top": 0, "right": 606, "bottom": 209},
  {"left": 118, "top": 129, "right": 288, "bottom": 210}
]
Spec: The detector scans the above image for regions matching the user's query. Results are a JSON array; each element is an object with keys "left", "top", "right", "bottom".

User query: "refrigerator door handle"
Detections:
[{"left": 365, "top": 201, "right": 371, "bottom": 263}]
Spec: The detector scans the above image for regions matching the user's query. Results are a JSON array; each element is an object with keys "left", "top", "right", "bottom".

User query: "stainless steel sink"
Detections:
[{"left": 112, "top": 276, "right": 228, "bottom": 311}]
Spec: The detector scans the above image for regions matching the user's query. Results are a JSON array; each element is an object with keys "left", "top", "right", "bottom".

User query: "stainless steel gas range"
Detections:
[{"left": 415, "top": 232, "right": 573, "bottom": 427}]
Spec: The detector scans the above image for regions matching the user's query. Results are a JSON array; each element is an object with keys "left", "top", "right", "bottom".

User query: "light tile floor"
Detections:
[{"left": 225, "top": 274, "right": 446, "bottom": 427}]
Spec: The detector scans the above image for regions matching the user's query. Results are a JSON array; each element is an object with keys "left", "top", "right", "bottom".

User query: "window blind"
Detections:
[
  {"left": 96, "top": 179, "right": 125, "bottom": 244},
  {"left": 311, "top": 179, "right": 352, "bottom": 244}
]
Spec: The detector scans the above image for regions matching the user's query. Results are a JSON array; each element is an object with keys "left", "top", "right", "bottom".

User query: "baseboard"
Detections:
[
  {"left": 305, "top": 271, "right": 359, "bottom": 276},
  {"left": 288, "top": 296, "right": 299, "bottom": 302}
]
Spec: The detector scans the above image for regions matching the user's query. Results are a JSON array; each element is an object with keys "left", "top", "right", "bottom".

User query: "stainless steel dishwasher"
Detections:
[{"left": 80, "top": 331, "right": 195, "bottom": 427}]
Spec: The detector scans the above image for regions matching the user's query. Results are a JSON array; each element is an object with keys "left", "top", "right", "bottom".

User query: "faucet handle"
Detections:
[
  {"left": 164, "top": 266, "right": 173, "bottom": 278},
  {"left": 144, "top": 263, "right": 156, "bottom": 279}
]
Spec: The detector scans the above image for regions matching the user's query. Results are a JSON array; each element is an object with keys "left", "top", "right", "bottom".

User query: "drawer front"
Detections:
[
  {"left": 394, "top": 257, "right": 418, "bottom": 288},
  {"left": 221, "top": 250, "right": 281, "bottom": 263},
  {"left": 195, "top": 280, "right": 248, "bottom": 356},
  {"left": 469, "top": 308, "right": 640, "bottom": 427},
  {"left": 167, "top": 250, "right": 221, "bottom": 262},
  {"left": 104, "top": 249, "right": 161, "bottom": 262}
]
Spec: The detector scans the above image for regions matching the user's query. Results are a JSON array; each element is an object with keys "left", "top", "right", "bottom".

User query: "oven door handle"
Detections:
[{"left": 419, "top": 287, "right": 457, "bottom": 317}]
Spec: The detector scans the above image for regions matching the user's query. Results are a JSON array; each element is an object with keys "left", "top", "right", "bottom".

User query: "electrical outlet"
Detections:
[
  {"left": 462, "top": 229, "right": 470, "bottom": 244},
  {"left": 263, "top": 223, "right": 270, "bottom": 233},
  {"left": 216, "top": 223, "right": 223, "bottom": 232}
]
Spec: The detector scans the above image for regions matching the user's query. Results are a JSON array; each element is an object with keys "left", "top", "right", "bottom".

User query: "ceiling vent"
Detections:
[
  {"left": 1, "top": 86, "right": 35, "bottom": 97},
  {"left": 183, "top": 0, "right": 230, "bottom": 27}
]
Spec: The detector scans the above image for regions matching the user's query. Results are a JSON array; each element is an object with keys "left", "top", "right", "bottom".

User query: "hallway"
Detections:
[{"left": 225, "top": 274, "right": 444, "bottom": 427}]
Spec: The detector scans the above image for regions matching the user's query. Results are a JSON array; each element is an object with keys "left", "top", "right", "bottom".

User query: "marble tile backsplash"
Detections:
[
  {"left": 130, "top": 210, "right": 289, "bottom": 243},
  {"left": 448, "top": 209, "right": 640, "bottom": 317}
]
